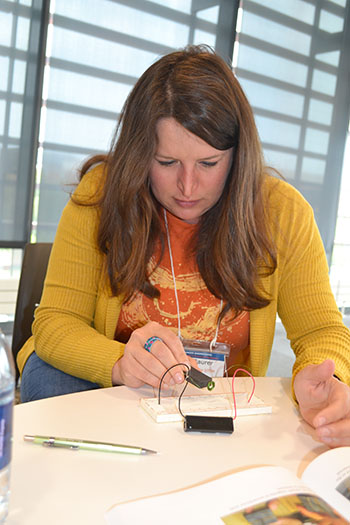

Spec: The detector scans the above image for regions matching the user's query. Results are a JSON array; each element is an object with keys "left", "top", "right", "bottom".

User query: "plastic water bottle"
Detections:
[{"left": 0, "top": 330, "right": 15, "bottom": 524}]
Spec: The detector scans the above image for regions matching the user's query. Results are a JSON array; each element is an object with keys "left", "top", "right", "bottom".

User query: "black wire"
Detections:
[
  {"left": 157, "top": 362, "right": 190, "bottom": 405},
  {"left": 177, "top": 380, "right": 190, "bottom": 418}
]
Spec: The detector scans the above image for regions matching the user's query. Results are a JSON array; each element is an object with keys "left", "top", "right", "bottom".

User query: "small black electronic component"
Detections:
[
  {"left": 184, "top": 415, "right": 234, "bottom": 434},
  {"left": 185, "top": 367, "right": 215, "bottom": 390}
]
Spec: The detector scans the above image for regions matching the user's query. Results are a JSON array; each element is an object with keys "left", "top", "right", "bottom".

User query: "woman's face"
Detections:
[{"left": 149, "top": 118, "right": 233, "bottom": 224}]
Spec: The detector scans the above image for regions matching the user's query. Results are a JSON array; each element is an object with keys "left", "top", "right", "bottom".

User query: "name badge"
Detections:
[{"left": 181, "top": 338, "right": 231, "bottom": 378}]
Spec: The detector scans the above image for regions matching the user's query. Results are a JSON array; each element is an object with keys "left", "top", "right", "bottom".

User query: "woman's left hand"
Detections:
[{"left": 294, "top": 359, "right": 350, "bottom": 447}]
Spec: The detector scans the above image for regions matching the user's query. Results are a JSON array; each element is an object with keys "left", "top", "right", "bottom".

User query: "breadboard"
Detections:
[{"left": 140, "top": 393, "right": 272, "bottom": 423}]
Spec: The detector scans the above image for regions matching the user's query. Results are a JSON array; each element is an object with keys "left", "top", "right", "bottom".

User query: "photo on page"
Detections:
[{"left": 221, "top": 492, "right": 347, "bottom": 524}]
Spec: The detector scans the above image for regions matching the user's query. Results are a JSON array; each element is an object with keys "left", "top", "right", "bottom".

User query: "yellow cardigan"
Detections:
[{"left": 17, "top": 166, "right": 350, "bottom": 387}]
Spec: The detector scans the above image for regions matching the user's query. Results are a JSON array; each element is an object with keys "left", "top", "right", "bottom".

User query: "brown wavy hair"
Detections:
[{"left": 78, "top": 45, "right": 276, "bottom": 316}]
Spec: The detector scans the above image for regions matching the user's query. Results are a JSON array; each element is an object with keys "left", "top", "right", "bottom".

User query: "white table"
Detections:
[{"left": 8, "top": 377, "right": 328, "bottom": 525}]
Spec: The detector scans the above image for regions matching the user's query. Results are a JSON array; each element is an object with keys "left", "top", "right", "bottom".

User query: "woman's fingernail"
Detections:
[
  {"left": 175, "top": 373, "right": 184, "bottom": 383},
  {"left": 316, "top": 416, "right": 326, "bottom": 427},
  {"left": 318, "top": 426, "right": 330, "bottom": 437}
]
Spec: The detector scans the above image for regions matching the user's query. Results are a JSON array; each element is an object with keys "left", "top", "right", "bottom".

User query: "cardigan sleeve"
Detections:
[
  {"left": 30, "top": 166, "right": 124, "bottom": 387},
  {"left": 272, "top": 180, "right": 350, "bottom": 386}
]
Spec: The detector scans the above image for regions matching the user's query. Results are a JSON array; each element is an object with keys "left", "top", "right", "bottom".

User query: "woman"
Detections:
[{"left": 18, "top": 45, "right": 350, "bottom": 446}]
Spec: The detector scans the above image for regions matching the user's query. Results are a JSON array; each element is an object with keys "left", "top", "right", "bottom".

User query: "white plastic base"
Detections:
[{"left": 140, "top": 393, "right": 272, "bottom": 423}]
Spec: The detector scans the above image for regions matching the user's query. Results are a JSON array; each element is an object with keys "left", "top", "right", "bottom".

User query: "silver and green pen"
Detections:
[{"left": 23, "top": 435, "right": 157, "bottom": 455}]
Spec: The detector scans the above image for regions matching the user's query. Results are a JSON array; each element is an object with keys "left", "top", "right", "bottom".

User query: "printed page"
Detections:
[
  {"left": 105, "top": 465, "right": 346, "bottom": 525},
  {"left": 302, "top": 446, "right": 350, "bottom": 520}
]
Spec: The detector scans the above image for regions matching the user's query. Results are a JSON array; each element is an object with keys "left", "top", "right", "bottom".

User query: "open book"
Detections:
[{"left": 105, "top": 446, "right": 350, "bottom": 524}]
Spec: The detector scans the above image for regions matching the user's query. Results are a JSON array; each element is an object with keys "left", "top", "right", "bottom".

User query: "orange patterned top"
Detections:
[{"left": 115, "top": 210, "right": 250, "bottom": 370}]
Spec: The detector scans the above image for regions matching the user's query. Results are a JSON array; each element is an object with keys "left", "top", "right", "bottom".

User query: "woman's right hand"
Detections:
[{"left": 111, "top": 321, "right": 197, "bottom": 388}]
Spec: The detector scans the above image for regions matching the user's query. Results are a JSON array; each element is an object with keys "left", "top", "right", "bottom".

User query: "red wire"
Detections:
[{"left": 231, "top": 368, "right": 256, "bottom": 421}]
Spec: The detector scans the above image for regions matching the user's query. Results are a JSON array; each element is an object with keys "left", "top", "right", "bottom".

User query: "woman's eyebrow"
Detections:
[
  {"left": 154, "top": 154, "right": 176, "bottom": 159},
  {"left": 198, "top": 153, "right": 225, "bottom": 161},
  {"left": 155, "top": 153, "right": 226, "bottom": 160}
]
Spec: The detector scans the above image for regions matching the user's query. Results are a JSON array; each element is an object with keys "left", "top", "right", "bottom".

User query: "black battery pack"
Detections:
[{"left": 184, "top": 415, "right": 234, "bottom": 434}]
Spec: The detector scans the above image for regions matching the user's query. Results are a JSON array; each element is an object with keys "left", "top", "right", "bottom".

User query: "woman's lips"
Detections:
[{"left": 175, "top": 199, "right": 199, "bottom": 208}]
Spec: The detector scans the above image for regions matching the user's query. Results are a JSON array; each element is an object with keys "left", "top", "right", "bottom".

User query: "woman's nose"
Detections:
[{"left": 177, "top": 166, "right": 197, "bottom": 197}]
